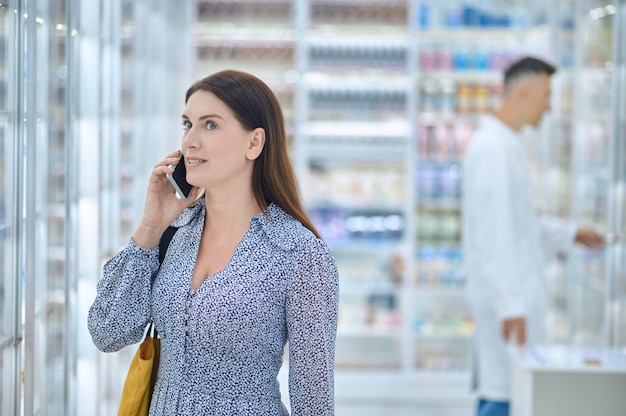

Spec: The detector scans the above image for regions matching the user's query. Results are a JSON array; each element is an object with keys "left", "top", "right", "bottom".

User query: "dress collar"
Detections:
[
  {"left": 250, "top": 202, "right": 300, "bottom": 251},
  {"left": 172, "top": 199, "right": 302, "bottom": 251}
]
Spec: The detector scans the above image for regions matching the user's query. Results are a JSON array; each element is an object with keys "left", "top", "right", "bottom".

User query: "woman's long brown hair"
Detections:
[{"left": 185, "top": 70, "right": 321, "bottom": 239}]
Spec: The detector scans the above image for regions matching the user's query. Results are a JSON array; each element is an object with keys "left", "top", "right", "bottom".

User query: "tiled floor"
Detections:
[
  {"left": 281, "top": 370, "right": 476, "bottom": 416},
  {"left": 336, "top": 402, "right": 474, "bottom": 416},
  {"left": 335, "top": 394, "right": 475, "bottom": 416}
]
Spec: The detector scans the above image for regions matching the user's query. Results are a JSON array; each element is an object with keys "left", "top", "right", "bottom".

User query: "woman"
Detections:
[{"left": 88, "top": 70, "right": 339, "bottom": 415}]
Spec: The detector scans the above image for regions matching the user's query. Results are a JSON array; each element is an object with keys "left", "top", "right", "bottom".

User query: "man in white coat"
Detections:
[{"left": 462, "top": 56, "right": 605, "bottom": 416}]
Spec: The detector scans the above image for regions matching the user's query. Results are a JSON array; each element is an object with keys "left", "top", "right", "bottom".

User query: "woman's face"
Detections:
[{"left": 180, "top": 90, "right": 263, "bottom": 191}]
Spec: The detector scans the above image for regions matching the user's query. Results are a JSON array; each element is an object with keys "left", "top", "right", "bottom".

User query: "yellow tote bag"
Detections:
[{"left": 117, "top": 325, "right": 160, "bottom": 416}]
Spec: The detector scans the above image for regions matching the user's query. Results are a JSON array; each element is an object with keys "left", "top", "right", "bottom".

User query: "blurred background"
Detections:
[{"left": 0, "top": 0, "right": 624, "bottom": 415}]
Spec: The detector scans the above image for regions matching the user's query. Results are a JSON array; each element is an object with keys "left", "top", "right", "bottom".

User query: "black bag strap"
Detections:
[
  {"left": 149, "top": 226, "right": 177, "bottom": 338},
  {"left": 146, "top": 321, "right": 158, "bottom": 338},
  {"left": 158, "top": 225, "right": 178, "bottom": 265}
]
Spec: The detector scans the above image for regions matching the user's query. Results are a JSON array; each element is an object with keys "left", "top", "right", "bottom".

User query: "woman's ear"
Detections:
[{"left": 246, "top": 127, "right": 266, "bottom": 160}]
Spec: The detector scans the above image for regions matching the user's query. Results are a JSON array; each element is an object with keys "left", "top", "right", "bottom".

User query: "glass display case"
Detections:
[
  {"left": 563, "top": 0, "right": 626, "bottom": 347},
  {"left": 614, "top": 0, "right": 626, "bottom": 347},
  {"left": 0, "top": 2, "right": 16, "bottom": 414},
  {"left": 492, "top": 0, "right": 626, "bottom": 352}
]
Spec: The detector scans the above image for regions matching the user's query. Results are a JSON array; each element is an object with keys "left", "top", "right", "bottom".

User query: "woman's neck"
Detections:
[{"left": 202, "top": 191, "right": 262, "bottom": 230}]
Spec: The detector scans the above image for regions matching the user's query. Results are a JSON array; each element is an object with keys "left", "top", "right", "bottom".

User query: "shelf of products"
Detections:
[
  {"left": 302, "top": 0, "right": 413, "bottom": 372},
  {"left": 410, "top": 3, "right": 531, "bottom": 373},
  {"left": 411, "top": 20, "right": 520, "bottom": 373},
  {"left": 194, "top": 0, "right": 297, "bottom": 139}
]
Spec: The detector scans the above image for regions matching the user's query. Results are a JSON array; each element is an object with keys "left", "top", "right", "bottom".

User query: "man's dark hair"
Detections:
[{"left": 503, "top": 56, "right": 557, "bottom": 89}]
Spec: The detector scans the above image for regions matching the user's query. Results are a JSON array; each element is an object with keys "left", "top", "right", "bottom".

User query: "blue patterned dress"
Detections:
[{"left": 88, "top": 201, "right": 339, "bottom": 415}]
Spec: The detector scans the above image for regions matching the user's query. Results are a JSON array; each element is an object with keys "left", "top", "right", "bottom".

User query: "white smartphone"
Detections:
[{"left": 166, "top": 154, "right": 193, "bottom": 200}]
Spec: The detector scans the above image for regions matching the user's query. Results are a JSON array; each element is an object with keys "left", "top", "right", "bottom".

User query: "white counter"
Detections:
[{"left": 511, "top": 344, "right": 626, "bottom": 416}]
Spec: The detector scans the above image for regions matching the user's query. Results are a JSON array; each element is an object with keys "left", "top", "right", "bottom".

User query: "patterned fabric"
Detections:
[{"left": 88, "top": 201, "right": 339, "bottom": 415}]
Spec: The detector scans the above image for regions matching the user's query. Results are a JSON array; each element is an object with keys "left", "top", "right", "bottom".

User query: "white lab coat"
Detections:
[{"left": 461, "top": 114, "right": 577, "bottom": 401}]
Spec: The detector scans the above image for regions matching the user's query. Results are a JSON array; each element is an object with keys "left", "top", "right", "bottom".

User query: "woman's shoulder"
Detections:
[
  {"left": 170, "top": 198, "right": 206, "bottom": 228},
  {"left": 254, "top": 203, "right": 321, "bottom": 252}
]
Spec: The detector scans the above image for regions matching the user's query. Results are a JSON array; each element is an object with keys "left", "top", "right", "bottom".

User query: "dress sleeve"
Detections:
[
  {"left": 87, "top": 239, "right": 160, "bottom": 352},
  {"left": 286, "top": 238, "right": 339, "bottom": 416}
]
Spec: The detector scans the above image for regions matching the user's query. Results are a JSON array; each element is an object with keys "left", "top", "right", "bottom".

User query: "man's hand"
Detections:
[
  {"left": 502, "top": 316, "right": 526, "bottom": 346},
  {"left": 575, "top": 227, "right": 605, "bottom": 250}
]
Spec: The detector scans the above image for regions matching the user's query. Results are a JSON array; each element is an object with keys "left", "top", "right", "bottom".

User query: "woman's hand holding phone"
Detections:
[{"left": 132, "top": 150, "right": 198, "bottom": 249}]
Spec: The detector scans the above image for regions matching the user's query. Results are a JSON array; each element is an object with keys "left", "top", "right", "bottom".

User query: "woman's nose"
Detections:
[{"left": 182, "top": 128, "right": 199, "bottom": 147}]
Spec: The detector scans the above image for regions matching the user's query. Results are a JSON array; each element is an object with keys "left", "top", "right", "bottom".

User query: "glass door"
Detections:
[
  {"left": 0, "top": 2, "right": 18, "bottom": 414},
  {"left": 608, "top": 0, "right": 626, "bottom": 346},
  {"left": 567, "top": 0, "right": 623, "bottom": 346}
]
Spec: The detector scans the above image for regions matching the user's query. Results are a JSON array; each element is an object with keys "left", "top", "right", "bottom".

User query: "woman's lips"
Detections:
[{"left": 186, "top": 157, "right": 207, "bottom": 166}]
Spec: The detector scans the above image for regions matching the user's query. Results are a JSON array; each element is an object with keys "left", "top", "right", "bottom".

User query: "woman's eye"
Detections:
[
  {"left": 206, "top": 121, "right": 217, "bottom": 131},
  {"left": 182, "top": 121, "right": 192, "bottom": 130}
]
